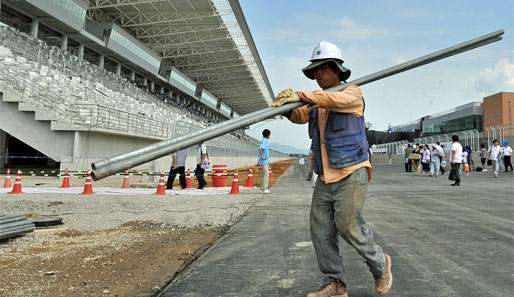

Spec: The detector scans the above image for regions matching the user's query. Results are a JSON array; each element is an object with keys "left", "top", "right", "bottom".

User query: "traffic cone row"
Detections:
[
  {"left": 81, "top": 171, "right": 94, "bottom": 195},
  {"left": 9, "top": 170, "right": 23, "bottom": 194},
  {"left": 155, "top": 171, "right": 166, "bottom": 195},
  {"left": 229, "top": 171, "right": 240, "bottom": 195},
  {"left": 3, "top": 168, "right": 11, "bottom": 188},
  {"left": 245, "top": 168, "right": 254, "bottom": 188},
  {"left": 61, "top": 168, "right": 71, "bottom": 188},
  {"left": 121, "top": 171, "right": 129, "bottom": 188}
]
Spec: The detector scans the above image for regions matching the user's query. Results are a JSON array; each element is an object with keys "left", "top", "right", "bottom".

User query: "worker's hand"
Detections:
[
  {"left": 367, "top": 167, "right": 373, "bottom": 183},
  {"left": 272, "top": 88, "right": 300, "bottom": 107}
]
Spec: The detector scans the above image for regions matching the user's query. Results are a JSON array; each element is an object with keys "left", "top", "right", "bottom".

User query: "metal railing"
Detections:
[{"left": 373, "top": 125, "right": 513, "bottom": 155}]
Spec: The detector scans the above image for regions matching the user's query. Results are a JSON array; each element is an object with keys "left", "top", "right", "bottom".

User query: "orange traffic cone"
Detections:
[
  {"left": 9, "top": 170, "right": 22, "bottom": 194},
  {"left": 121, "top": 171, "right": 129, "bottom": 188},
  {"left": 3, "top": 168, "right": 11, "bottom": 188},
  {"left": 245, "top": 168, "right": 254, "bottom": 188},
  {"left": 61, "top": 168, "right": 71, "bottom": 188},
  {"left": 154, "top": 171, "right": 166, "bottom": 195},
  {"left": 185, "top": 169, "right": 192, "bottom": 189},
  {"left": 81, "top": 171, "right": 94, "bottom": 195},
  {"left": 268, "top": 167, "right": 273, "bottom": 183},
  {"left": 229, "top": 171, "right": 240, "bottom": 195}
]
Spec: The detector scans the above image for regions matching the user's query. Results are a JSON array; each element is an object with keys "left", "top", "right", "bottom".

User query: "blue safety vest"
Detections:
[{"left": 308, "top": 105, "right": 369, "bottom": 175}]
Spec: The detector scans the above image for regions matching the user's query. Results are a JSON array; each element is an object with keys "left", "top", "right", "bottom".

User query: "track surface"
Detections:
[{"left": 158, "top": 162, "right": 514, "bottom": 297}]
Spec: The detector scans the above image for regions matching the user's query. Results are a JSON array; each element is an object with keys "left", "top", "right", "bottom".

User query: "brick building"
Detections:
[{"left": 482, "top": 92, "right": 514, "bottom": 141}]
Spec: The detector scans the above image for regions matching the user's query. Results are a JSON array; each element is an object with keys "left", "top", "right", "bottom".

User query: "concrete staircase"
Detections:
[{"left": 0, "top": 86, "right": 74, "bottom": 163}]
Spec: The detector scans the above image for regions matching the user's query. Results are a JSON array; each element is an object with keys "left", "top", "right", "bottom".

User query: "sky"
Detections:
[{"left": 240, "top": 0, "right": 514, "bottom": 152}]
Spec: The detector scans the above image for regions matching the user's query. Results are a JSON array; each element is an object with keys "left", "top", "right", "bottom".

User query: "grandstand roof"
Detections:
[{"left": 87, "top": 0, "right": 274, "bottom": 115}]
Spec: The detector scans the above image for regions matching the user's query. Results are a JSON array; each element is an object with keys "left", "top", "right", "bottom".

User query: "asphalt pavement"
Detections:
[{"left": 157, "top": 162, "right": 514, "bottom": 297}]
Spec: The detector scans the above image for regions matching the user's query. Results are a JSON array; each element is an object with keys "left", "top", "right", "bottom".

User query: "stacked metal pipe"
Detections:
[{"left": 0, "top": 214, "right": 35, "bottom": 240}]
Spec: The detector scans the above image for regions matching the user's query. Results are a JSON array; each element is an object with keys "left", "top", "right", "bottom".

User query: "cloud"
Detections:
[
  {"left": 334, "top": 18, "right": 387, "bottom": 40},
  {"left": 474, "top": 58, "right": 514, "bottom": 94},
  {"left": 264, "top": 16, "right": 387, "bottom": 45}
]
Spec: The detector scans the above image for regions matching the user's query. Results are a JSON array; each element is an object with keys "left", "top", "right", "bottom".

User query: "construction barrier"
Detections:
[{"left": 212, "top": 164, "right": 228, "bottom": 187}]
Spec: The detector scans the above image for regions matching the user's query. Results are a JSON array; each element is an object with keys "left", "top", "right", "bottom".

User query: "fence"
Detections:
[{"left": 373, "top": 126, "right": 513, "bottom": 155}]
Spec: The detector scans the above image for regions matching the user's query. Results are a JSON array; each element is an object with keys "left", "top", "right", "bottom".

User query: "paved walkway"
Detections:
[{"left": 158, "top": 163, "right": 513, "bottom": 297}]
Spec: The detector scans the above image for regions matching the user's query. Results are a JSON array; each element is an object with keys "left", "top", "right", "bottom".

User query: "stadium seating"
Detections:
[{"left": 0, "top": 25, "right": 249, "bottom": 141}]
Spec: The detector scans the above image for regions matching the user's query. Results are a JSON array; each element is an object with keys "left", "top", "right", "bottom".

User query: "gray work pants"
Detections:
[
  {"left": 260, "top": 163, "right": 269, "bottom": 190},
  {"left": 310, "top": 167, "right": 385, "bottom": 285}
]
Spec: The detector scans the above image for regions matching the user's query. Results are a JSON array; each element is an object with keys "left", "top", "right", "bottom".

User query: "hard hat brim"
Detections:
[{"left": 302, "top": 59, "right": 351, "bottom": 81}]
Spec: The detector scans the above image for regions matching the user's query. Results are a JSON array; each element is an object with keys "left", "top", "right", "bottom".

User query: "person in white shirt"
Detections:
[
  {"left": 195, "top": 142, "right": 209, "bottom": 189},
  {"left": 489, "top": 139, "right": 501, "bottom": 177},
  {"left": 430, "top": 143, "right": 444, "bottom": 177},
  {"left": 167, "top": 148, "right": 188, "bottom": 189},
  {"left": 502, "top": 140, "right": 513, "bottom": 172},
  {"left": 450, "top": 135, "right": 463, "bottom": 186}
]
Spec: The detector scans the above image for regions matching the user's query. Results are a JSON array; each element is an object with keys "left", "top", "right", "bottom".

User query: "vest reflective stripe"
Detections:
[{"left": 308, "top": 107, "right": 369, "bottom": 175}]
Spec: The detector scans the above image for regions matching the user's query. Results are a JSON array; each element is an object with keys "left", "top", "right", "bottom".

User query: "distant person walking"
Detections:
[
  {"left": 489, "top": 139, "right": 501, "bottom": 177},
  {"left": 411, "top": 144, "right": 422, "bottom": 175},
  {"left": 166, "top": 148, "right": 188, "bottom": 189},
  {"left": 502, "top": 141, "right": 513, "bottom": 172},
  {"left": 449, "top": 135, "right": 463, "bottom": 186},
  {"left": 195, "top": 142, "right": 209, "bottom": 189},
  {"left": 421, "top": 144, "right": 431, "bottom": 176},
  {"left": 258, "top": 129, "right": 271, "bottom": 194},
  {"left": 479, "top": 143, "right": 488, "bottom": 171},
  {"left": 430, "top": 142, "right": 444, "bottom": 177},
  {"left": 404, "top": 144, "right": 413, "bottom": 172}
]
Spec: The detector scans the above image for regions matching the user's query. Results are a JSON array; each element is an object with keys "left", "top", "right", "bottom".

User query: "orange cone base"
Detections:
[
  {"left": 229, "top": 178, "right": 240, "bottom": 195},
  {"left": 245, "top": 175, "right": 254, "bottom": 188},
  {"left": 121, "top": 177, "right": 129, "bottom": 188},
  {"left": 8, "top": 185, "right": 22, "bottom": 194},
  {"left": 61, "top": 177, "right": 71, "bottom": 188},
  {"left": 81, "top": 187, "right": 93, "bottom": 195}
]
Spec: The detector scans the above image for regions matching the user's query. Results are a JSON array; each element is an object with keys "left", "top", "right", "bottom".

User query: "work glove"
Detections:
[{"left": 272, "top": 88, "right": 300, "bottom": 107}]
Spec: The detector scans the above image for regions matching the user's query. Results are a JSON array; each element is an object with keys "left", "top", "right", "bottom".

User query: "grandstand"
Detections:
[{"left": 0, "top": 0, "right": 288, "bottom": 172}]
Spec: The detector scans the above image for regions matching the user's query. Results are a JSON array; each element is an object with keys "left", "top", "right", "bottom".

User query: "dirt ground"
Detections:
[{"left": 0, "top": 159, "right": 294, "bottom": 297}]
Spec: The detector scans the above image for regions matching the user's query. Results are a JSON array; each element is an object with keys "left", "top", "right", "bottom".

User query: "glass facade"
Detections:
[{"left": 422, "top": 114, "right": 483, "bottom": 135}]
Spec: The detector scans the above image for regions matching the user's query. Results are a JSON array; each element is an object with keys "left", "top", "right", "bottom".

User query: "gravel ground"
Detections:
[{"left": 0, "top": 189, "right": 263, "bottom": 232}]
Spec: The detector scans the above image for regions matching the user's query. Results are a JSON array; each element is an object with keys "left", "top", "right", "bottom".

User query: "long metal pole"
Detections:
[{"left": 91, "top": 30, "right": 504, "bottom": 180}]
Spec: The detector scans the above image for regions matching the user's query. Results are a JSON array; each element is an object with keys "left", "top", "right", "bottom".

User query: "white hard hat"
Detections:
[
  {"left": 310, "top": 41, "right": 344, "bottom": 62},
  {"left": 302, "top": 41, "right": 351, "bottom": 81}
]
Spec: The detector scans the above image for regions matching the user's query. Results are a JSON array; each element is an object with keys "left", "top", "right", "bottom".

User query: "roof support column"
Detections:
[
  {"left": 30, "top": 18, "right": 39, "bottom": 39},
  {"left": 143, "top": 78, "right": 148, "bottom": 86},
  {"left": 130, "top": 70, "right": 136, "bottom": 81},
  {"left": 98, "top": 54, "right": 104, "bottom": 69},
  {"left": 115, "top": 63, "right": 121, "bottom": 76},
  {"left": 160, "top": 86, "right": 164, "bottom": 94},
  {"left": 78, "top": 43, "right": 84, "bottom": 63},
  {"left": 150, "top": 81, "right": 155, "bottom": 92},
  {"left": 61, "top": 34, "right": 68, "bottom": 51}
]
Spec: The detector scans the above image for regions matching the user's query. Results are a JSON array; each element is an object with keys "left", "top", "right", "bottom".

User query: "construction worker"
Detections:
[{"left": 273, "top": 41, "right": 392, "bottom": 297}]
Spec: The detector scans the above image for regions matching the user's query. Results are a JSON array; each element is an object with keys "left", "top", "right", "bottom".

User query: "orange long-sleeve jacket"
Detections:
[{"left": 288, "top": 85, "right": 371, "bottom": 184}]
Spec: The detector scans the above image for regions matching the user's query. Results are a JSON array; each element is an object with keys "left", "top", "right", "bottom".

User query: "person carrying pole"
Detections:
[{"left": 273, "top": 41, "right": 392, "bottom": 297}]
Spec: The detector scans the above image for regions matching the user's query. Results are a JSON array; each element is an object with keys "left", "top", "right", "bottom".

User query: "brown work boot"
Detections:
[
  {"left": 306, "top": 279, "right": 348, "bottom": 297},
  {"left": 374, "top": 254, "right": 393, "bottom": 295}
]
